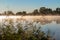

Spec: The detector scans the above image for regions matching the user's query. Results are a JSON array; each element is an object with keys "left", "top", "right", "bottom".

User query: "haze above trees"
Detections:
[{"left": 0, "top": 7, "right": 60, "bottom": 15}]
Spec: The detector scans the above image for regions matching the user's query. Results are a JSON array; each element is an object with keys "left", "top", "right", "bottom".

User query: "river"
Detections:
[{"left": 0, "top": 16, "right": 60, "bottom": 40}]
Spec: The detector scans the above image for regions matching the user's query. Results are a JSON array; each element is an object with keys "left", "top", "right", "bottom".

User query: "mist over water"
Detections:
[
  {"left": 0, "top": 16, "right": 60, "bottom": 40},
  {"left": 0, "top": 16, "right": 60, "bottom": 24}
]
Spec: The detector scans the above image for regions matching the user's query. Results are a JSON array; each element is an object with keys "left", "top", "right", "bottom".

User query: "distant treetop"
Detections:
[{"left": 0, "top": 7, "right": 60, "bottom": 16}]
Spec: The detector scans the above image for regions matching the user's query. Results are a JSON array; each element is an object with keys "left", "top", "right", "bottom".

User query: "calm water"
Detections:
[
  {"left": 41, "top": 21, "right": 60, "bottom": 40},
  {"left": 0, "top": 16, "right": 60, "bottom": 40}
]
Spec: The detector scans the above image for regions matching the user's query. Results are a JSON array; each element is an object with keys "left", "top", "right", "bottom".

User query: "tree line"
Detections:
[{"left": 0, "top": 7, "right": 60, "bottom": 15}]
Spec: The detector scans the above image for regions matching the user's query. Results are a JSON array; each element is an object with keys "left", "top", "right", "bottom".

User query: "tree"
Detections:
[
  {"left": 16, "top": 11, "right": 26, "bottom": 15},
  {"left": 52, "top": 10, "right": 56, "bottom": 15},
  {"left": 45, "top": 8, "right": 52, "bottom": 15},
  {"left": 33, "top": 9, "right": 39, "bottom": 15},
  {"left": 5, "top": 11, "right": 14, "bottom": 15},
  {"left": 22, "top": 11, "right": 26, "bottom": 15},
  {"left": 56, "top": 8, "right": 60, "bottom": 15},
  {"left": 39, "top": 7, "right": 47, "bottom": 15},
  {"left": 56, "top": 8, "right": 60, "bottom": 12},
  {"left": 39, "top": 7, "right": 52, "bottom": 15},
  {"left": 16, "top": 12, "right": 22, "bottom": 15}
]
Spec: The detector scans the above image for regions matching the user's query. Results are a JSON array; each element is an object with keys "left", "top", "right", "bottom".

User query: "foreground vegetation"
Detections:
[
  {"left": 0, "top": 26, "right": 55, "bottom": 40},
  {"left": 0, "top": 22, "right": 55, "bottom": 40}
]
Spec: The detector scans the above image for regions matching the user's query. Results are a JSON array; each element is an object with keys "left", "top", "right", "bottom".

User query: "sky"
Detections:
[{"left": 0, "top": 0, "right": 60, "bottom": 13}]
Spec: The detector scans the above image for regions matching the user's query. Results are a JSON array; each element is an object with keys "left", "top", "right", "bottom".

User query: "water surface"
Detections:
[{"left": 0, "top": 16, "right": 60, "bottom": 40}]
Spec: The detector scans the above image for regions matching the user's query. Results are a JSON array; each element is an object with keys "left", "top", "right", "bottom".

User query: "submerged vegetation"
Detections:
[{"left": 0, "top": 7, "right": 60, "bottom": 16}]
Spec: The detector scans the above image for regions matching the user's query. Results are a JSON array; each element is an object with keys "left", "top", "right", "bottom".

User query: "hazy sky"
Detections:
[{"left": 0, "top": 0, "right": 60, "bottom": 13}]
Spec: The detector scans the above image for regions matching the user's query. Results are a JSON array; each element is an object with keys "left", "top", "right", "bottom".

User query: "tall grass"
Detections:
[{"left": 0, "top": 18, "right": 55, "bottom": 40}]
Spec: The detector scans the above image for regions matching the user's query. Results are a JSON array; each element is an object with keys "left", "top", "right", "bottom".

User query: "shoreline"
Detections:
[{"left": 0, "top": 15, "right": 60, "bottom": 16}]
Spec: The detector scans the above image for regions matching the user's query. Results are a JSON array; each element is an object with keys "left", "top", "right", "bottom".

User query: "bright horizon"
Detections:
[{"left": 0, "top": 0, "right": 60, "bottom": 13}]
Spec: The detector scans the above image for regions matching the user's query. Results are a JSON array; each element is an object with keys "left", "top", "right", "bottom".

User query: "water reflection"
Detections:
[{"left": 41, "top": 21, "right": 60, "bottom": 40}]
